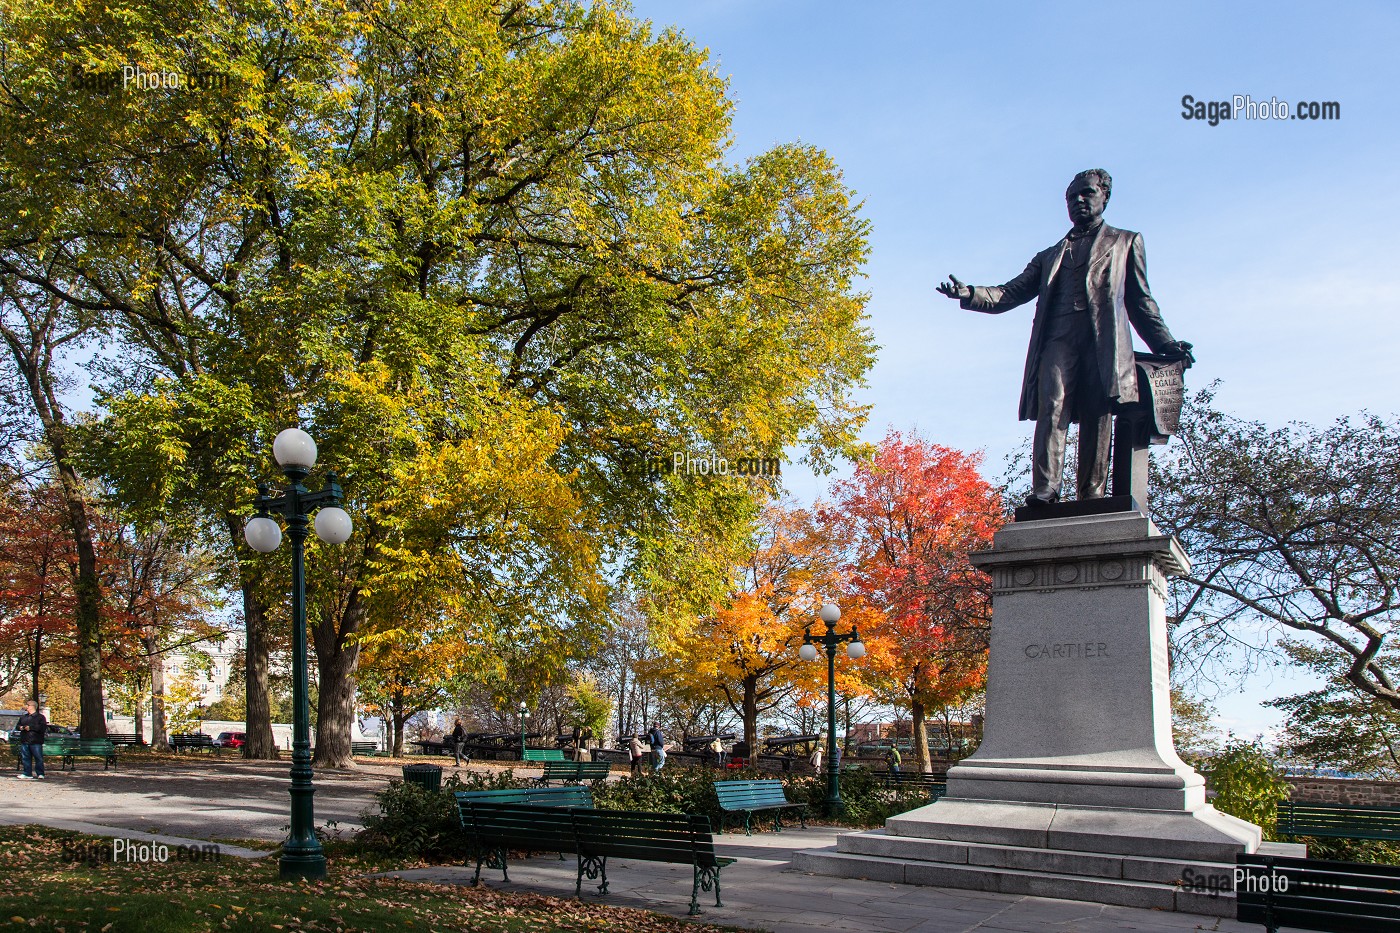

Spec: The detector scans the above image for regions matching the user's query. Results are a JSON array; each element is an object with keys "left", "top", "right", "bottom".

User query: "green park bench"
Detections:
[
  {"left": 12, "top": 737, "right": 118, "bottom": 771},
  {"left": 1235, "top": 852, "right": 1400, "bottom": 932},
  {"left": 522, "top": 748, "right": 566, "bottom": 762},
  {"left": 537, "top": 760, "right": 612, "bottom": 785},
  {"left": 713, "top": 779, "right": 807, "bottom": 835},
  {"left": 456, "top": 787, "right": 595, "bottom": 867},
  {"left": 458, "top": 802, "right": 734, "bottom": 916},
  {"left": 350, "top": 741, "right": 381, "bottom": 756},
  {"left": 881, "top": 772, "right": 949, "bottom": 796},
  {"left": 1276, "top": 800, "right": 1400, "bottom": 841}
]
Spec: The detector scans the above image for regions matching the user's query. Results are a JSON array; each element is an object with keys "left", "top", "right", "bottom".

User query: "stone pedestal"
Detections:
[{"left": 794, "top": 511, "right": 1263, "bottom": 915}]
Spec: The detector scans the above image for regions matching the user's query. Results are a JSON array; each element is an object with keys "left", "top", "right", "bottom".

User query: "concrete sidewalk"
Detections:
[{"left": 386, "top": 827, "right": 1255, "bottom": 933}]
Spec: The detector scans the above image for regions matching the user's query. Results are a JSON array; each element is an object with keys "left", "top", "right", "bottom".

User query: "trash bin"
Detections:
[{"left": 401, "top": 763, "right": 442, "bottom": 792}]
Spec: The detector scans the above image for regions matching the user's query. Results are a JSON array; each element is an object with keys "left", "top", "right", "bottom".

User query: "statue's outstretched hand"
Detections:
[
  {"left": 936, "top": 274, "right": 971, "bottom": 301},
  {"left": 1162, "top": 340, "right": 1195, "bottom": 369}
]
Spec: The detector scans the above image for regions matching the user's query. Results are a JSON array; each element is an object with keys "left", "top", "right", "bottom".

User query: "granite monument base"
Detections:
[{"left": 794, "top": 511, "right": 1264, "bottom": 915}]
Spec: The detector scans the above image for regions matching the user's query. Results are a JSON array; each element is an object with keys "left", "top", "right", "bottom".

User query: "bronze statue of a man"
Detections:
[{"left": 938, "top": 169, "right": 1193, "bottom": 506}]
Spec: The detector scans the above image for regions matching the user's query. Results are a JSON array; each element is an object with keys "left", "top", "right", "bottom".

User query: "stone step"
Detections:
[
  {"left": 791, "top": 848, "right": 1233, "bottom": 917},
  {"left": 836, "top": 829, "right": 1233, "bottom": 886}
]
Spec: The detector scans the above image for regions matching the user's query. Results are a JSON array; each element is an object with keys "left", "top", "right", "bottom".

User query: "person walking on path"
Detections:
[
  {"left": 628, "top": 735, "right": 646, "bottom": 776},
  {"left": 16, "top": 699, "right": 47, "bottom": 780},
  {"left": 710, "top": 736, "right": 726, "bottom": 768},
  {"left": 886, "top": 744, "right": 902, "bottom": 774},
  {"left": 450, "top": 719, "right": 467, "bottom": 767},
  {"left": 647, "top": 722, "right": 667, "bottom": 772},
  {"left": 809, "top": 744, "right": 824, "bottom": 773}
]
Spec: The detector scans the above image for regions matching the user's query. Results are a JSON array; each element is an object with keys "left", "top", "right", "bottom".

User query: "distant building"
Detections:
[{"left": 164, "top": 630, "right": 243, "bottom": 703}]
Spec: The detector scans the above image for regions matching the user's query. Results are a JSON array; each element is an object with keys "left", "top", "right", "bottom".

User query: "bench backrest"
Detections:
[
  {"left": 523, "top": 748, "right": 566, "bottom": 761},
  {"left": 453, "top": 786, "right": 594, "bottom": 827},
  {"left": 572, "top": 809, "right": 720, "bottom": 868},
  {"left": 526, "top": 785, "right": 594, "bottom": 808},
  {"left": 714, "top": 779, "right": 791, "bottom": 809},
  {"left": 463, "top": 802, "right": 579, "bottom": 854},
  {"left": 171, "top": 734, "right": 213, "bottom": 745},
  {"left": 539, "top": 760, "right": 611, "bottom": 781},
  {"left": 1236, "top": 853, "right": 1400, "bottom": 931},
  {"left": 454, "top": 788, "right": 533, "bottom": 823},
  {"left": 1277, "top": 801, "right": 1400, "bottom": 840},
  {"left": 25, "top": 737, "right": 114, "bottom": 755}
]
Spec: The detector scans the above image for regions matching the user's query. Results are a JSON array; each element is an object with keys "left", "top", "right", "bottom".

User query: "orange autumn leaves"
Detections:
[{"left": 660, "top": 430, "right": 1004, "bottom": 756}]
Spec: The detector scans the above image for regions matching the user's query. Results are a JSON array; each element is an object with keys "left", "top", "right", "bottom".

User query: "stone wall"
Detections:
[{"left": 1286, "top": 776, "right": 1400, "bottom": 807}]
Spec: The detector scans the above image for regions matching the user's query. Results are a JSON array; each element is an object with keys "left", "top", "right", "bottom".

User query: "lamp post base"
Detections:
[{"left": 279, "top": 849, "right": 328, "bottom": 881}]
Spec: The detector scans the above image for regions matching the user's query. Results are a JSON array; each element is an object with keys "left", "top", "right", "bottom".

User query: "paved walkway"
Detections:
[
  {"left": 2, "top": 755, "right": 420, "bottom": 840},
  {"left": 388, "top": 828, "right": 1255, "bottom": 933}
]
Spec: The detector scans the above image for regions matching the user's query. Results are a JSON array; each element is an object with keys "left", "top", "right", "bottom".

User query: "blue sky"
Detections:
[{"left": 631, "top": 0, "right": 1400, "bottom": 738}]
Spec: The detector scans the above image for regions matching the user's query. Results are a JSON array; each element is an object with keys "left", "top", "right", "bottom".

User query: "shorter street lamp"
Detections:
[
  {"left": 798, "top": 602, "right": 865, "bottom": 817},
  {"left": 244, "top": 428, "right": 354, "bottom": 882},
  {"left": 518, "top": 701, "right": 530, "bottom": 759}
]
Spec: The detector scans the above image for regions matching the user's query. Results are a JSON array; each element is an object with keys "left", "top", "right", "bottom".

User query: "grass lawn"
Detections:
[{"left": 0, "top": 825, "right": 747, "bottom": 932}]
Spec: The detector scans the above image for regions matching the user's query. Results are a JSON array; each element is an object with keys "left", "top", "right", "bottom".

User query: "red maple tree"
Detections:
[{"left": 821, "top": 429, "right": 1005, "bottom": 772}]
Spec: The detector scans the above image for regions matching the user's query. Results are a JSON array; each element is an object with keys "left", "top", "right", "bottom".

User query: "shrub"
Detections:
[
  {"left": 355, "top": 768, "right": 527, "bottom": 861},
  {"left": 1293, "top": 835, "right": 1400, "bottom": 865},
  {"left": 592, "top": 765, "right": 937, "bottom": 829},
  {"left": 1203, "top": 739, "right": 1290, "bottom": 841}
]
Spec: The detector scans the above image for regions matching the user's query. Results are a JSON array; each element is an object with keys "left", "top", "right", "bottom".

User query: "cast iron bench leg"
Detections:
[{"left": 577, "top": 853, "right": 607, "bottom": 897}]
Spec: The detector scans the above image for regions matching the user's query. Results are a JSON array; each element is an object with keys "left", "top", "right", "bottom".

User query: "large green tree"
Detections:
[
  {"left": 1153, "top": 390, "right": 1400, "bottom": 713},
  {"left": 0, "top": 0, "right": 873, "bottom": 765}
]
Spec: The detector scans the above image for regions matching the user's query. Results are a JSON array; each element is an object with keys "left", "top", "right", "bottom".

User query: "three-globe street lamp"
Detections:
[
  {"left": 798, "top": 602, "right": 866, "bottom": 817},
  {"left": 518, "top": 701, "right": 530, "bottom": 760},
  {"left": 244, "top": 428, "right": 354, "bottom": 882}
]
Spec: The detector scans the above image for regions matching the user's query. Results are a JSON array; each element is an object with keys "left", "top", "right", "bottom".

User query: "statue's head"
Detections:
[{"left": 1065, "top": 168, "right": 1111, "bottom": 227}]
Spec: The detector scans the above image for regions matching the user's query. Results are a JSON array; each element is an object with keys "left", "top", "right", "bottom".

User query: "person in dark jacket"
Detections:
[
  {"left": 647, "top": 723, "right": 666, "bottom": 771},
  {"left": 16, "top": 700, "right": 47, "bottom": 780},
  {"left": 450, "top": 719, "right": 467, "bottom": 767}
]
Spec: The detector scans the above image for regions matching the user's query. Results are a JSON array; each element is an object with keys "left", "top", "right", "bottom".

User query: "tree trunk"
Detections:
[
  {"left": 742, "top": 676, "right": 759, "bottom": 759},
  {"left": 391, "top": 690, "right": 407, "bottom": 757},
  {"left": 311, "top": 586, "right": 364, "bottom": 769},
  {"left": 912, "top": 697, "right": 931, "bottom": 774},
  {"left": 240, "top": 582, "right": 278, "bottom": 759},
  {"left": 29, "top": 628, "right": 41, "bottom": 701},
  {"left": 149, "top": 638, "right": 169, "bottom": 748},
  {"left": 2, "top": 297, "right": 105, "bottom": 737},
  {"left": 132, "top": 672, "right": 145, "bottom": 738}
]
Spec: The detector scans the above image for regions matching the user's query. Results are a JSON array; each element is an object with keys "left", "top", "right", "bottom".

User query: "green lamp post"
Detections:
[
  {"left": 244, "top": 428, "right": 354, "bottom": 881},
  {"left": 798, "top": 602, "right": 865, "bottom": 817}
]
